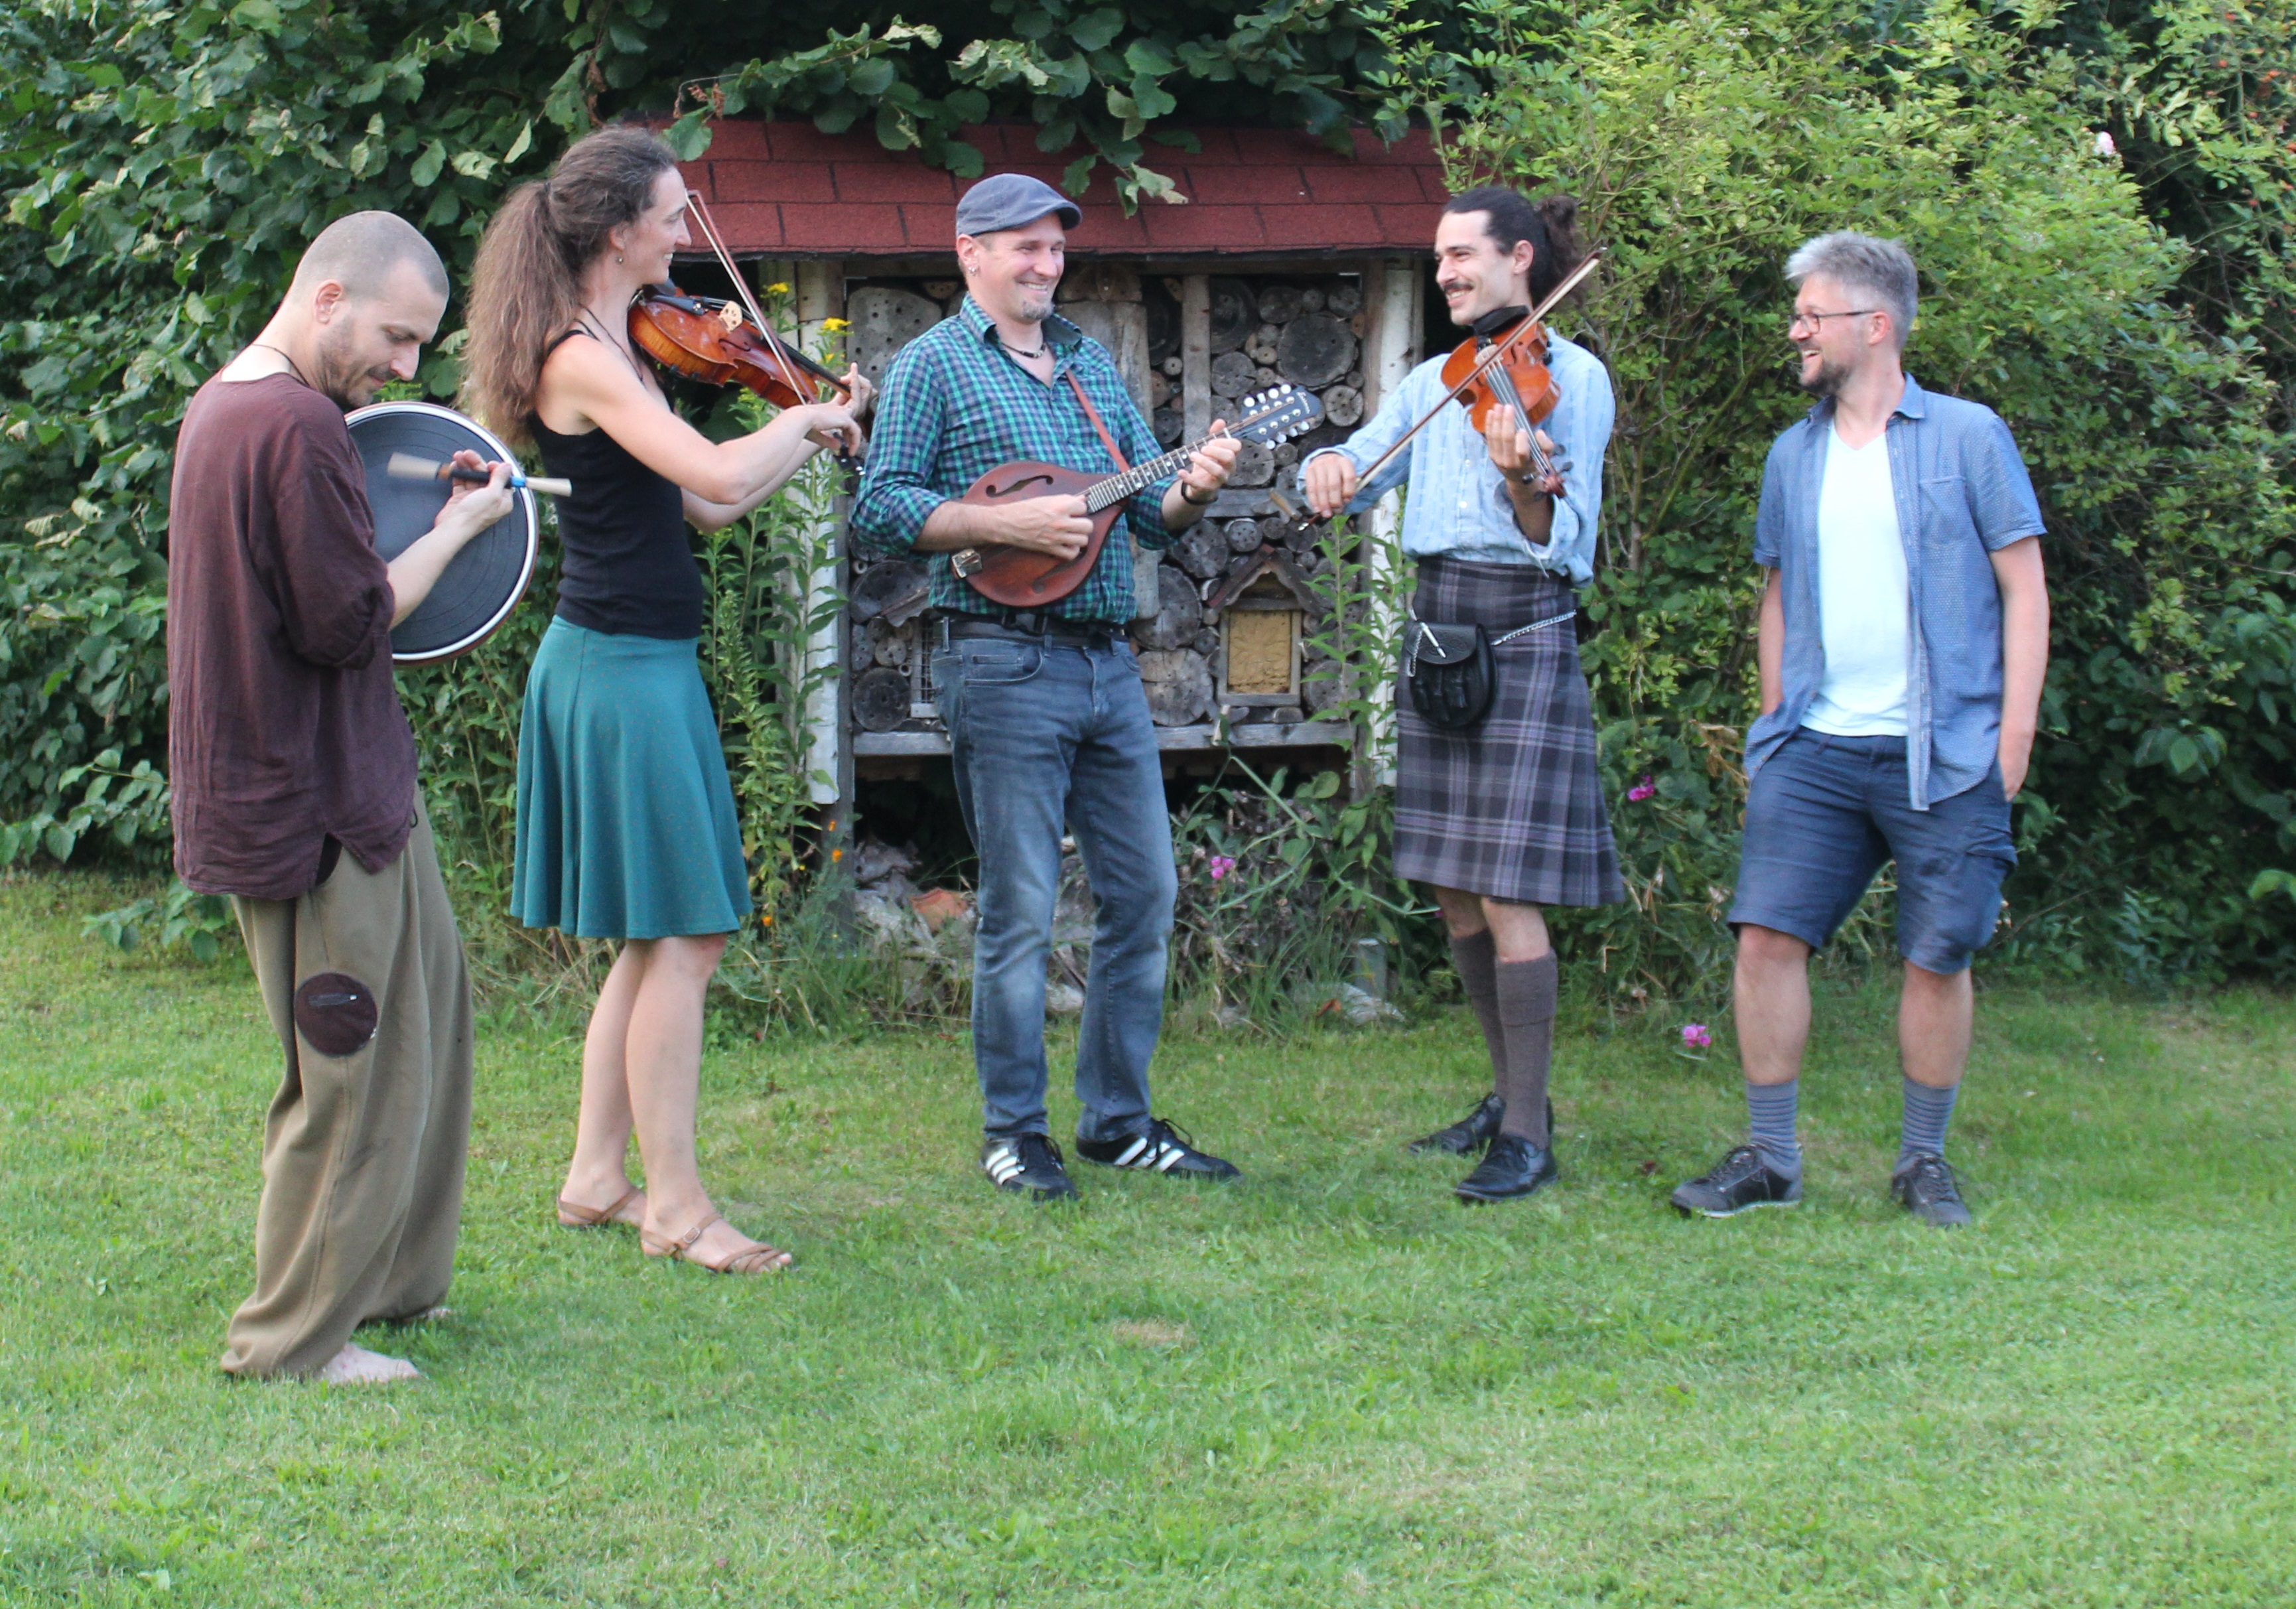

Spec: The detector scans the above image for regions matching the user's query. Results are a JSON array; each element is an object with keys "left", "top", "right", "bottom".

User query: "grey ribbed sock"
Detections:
[
  {"left": 1899, "top": 1078, "right": 1960, "bottom": 1169},
  {"left": 1746, "top": 1080, "right": 1802, "bottom": 1179},
  {"left": 1449, "top": 930, "right": 1506, "bottom": 1101},
  {"left": 1495, "top": 951, "right": 1559, "bottom": 1146}
]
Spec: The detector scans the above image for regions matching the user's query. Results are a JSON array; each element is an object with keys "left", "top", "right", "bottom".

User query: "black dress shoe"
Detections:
[
  {"left": 1452, "top": 1133, "right": 1560, "bottom": 1204},
  {"left": 1075, "top": 1117, "right": 1241, "bottom": 1180},
  {"left": 1408, "top": 1093, "right": 1504, "bottom": 1154},
  {"left": 1669, "top": 1145, "right": 1802, "bottom": 1218}
]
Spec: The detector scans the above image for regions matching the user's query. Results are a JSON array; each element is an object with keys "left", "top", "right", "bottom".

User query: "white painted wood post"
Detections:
[
  {"left": 1360, "top": 256, "right": 1421, "bottom": 792},
  {"left": 795, "top": 258, "right": 846, "bottom": 807}
]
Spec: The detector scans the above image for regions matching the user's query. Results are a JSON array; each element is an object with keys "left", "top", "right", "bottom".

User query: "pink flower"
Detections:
[
  {"left": 1627, "top": 774, "right": 1656, "bottom": 802},
  {"left": 1680, "top": 1023, "right": 1712, "bottom": 1050},
  {"left": 2094, "top": 130, "right": 2118, "bottom": 158},
  {"left": 1208, "top": 855, "right": 1237, "bottom": 882}
]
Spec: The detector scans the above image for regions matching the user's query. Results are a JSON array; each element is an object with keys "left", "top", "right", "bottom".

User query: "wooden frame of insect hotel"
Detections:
[{"left": 677, "top": 119, "right": 1448, "bottom": 823}]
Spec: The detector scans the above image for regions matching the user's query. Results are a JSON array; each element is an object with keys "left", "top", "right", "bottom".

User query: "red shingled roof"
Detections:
[{"left": 683, "top": 121, "right": 1448, "bottom": 259}]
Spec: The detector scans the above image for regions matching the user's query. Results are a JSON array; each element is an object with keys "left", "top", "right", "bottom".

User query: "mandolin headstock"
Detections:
[{"left": 1228, "top": 384, "right": 1325, "bottom": 445}]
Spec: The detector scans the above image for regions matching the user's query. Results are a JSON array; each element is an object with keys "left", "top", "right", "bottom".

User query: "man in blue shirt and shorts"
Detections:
[{"left": 1671, "top": 232, "right": 2052, "bottom": 1227}]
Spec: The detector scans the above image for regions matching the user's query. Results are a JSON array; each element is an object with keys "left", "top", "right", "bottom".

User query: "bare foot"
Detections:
[{"left": 316, "top": 1344, "right": 421, "bottom": 1384}]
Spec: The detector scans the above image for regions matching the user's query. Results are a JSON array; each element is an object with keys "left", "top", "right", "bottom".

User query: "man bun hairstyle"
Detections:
[
  {"left": 460, "top": 124, "right": 682, "bottom": 443},
  {"left": 291, "top": 211, "right": 447, "bottom": 302},
  {"left": 1442, "top": 184, "right": 1590, "bottom": 303},
  {"left": 1785, "top": 231, "right": 1918, "bottom": 348}
]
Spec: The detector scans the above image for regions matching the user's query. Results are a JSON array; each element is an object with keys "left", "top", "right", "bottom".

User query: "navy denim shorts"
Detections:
[{"left": 1727, "top": 731, "right": 2015, "bottom": 974}]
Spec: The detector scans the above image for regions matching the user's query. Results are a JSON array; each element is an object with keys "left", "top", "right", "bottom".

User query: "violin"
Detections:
[
  {"left": 1344, "top": 252, "right": 1602, "bottom": 497},
  {"left": 1442, "top": 305, "right": 1564, "bottom": 490},
  {"left": 625, "top": 188, "right": 858, "bottom": 425},
  {"left": 628, "top": 282, "right": 851, "bottom": 411}
]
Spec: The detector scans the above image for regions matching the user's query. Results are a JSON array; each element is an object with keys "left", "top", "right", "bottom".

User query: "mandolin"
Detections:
[{"left": 953, "top": 385, "right": 1324, "bottom": 608}]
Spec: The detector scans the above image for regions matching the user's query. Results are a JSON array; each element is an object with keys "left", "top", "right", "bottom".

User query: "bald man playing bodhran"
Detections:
[{"left": 169, "top": 212, "right": 513, "bottom": 1383}]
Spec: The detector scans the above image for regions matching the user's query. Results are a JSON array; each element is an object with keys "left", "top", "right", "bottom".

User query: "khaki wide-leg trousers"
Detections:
[{"left": 221, "top": 798, "right": 474, "bottom": 1377}]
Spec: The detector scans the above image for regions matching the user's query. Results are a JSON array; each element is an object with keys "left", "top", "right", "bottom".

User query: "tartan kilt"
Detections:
[{"left": 1392, "top": 556, "right": 1623, "bottom": 908}]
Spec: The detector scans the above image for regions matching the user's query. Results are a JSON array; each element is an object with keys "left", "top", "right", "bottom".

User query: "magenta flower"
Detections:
[
  {"left": 1627, "top": 774, "right": 1656, "bottom": 802},
  {"left": 1208, "top": 855, "right": 1237, "bottom": 882},
  {"left": 1680, "top": 1023, "right": 1712, "bottom": 1050}
]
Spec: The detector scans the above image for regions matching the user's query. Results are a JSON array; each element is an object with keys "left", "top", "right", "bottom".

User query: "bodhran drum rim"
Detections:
[{"left": 345, "top": 400, "right": 539, "bottom": 665}]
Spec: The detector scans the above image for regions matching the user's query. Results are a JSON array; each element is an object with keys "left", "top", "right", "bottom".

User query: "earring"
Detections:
[{"left": 615, "top": 253, "right": 624, "bottom": 264}]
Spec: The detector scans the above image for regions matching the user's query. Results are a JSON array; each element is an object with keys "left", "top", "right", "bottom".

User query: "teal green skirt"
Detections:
[{"left": 511, "top": 618, "right": 752, "bottom": 940}]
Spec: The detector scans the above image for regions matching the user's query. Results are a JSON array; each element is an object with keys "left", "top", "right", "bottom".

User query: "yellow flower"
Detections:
[
  {"left": 766, "top": 282, "right": 790, "bottom": 295},
  {"left": 821, "top": 317, "right": 850, "bottom": 332}
]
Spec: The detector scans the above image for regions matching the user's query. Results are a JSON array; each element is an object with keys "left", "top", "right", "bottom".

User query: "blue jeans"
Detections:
[
  {"left": 933, "top": 634, "right": 1177, "bottom": 1142},
  {"left": 1727, "top": 731, "right": 2016, "bottom": 974}
]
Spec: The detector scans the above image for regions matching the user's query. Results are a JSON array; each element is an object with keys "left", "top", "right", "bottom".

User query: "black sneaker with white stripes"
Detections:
[
  {"left": 1669, "top": 1144, "right": 1803, "bottom": 1218},
  {"left": 980, "top": 1133, "right": 1079, "bottom": 1201},
  {"left": 1075, "top": 1117, "right": 1241, "bottom": 1181}
]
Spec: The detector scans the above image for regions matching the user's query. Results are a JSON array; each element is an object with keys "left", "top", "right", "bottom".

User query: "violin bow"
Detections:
[
  {"left": 1345, "top": 251, "right": 1603, "bottom": 493},
  {"left": 683, "top": 189, "right": 851, "bottom": 405}
]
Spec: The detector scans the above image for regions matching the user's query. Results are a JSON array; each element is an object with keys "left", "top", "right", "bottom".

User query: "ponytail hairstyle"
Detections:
[
  {"left": 460, "top": 124, "right": 682, "bottom": 444},
  {"left": 1441, "top": 184, "right": 1591, "bottom": 305}
]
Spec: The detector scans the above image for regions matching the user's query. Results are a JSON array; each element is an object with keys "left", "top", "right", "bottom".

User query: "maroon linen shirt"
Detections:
[{"left": 167, "top": 373, "right": 417, "bottom": 899}]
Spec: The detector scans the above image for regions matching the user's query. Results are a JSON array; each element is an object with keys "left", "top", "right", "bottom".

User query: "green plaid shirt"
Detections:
[{"left": 849, "top": 295, "right": 1174, "bottom": 623}]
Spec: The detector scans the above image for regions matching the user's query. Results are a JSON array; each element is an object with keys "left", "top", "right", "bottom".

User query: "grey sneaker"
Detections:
[
  {"left": 1891, "top": 1153, "right": 1972, "bottom": 1227},
  {"left": 1670, "top": 1144, "right": 1804, "bottom": 1218}
]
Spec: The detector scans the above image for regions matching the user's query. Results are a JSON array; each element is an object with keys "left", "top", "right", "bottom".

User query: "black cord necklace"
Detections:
[
  {"left": 249, "top": 342, "right": 312, "bottom": 388},
  {"left": 998, "top": 330, "right": 1050, "bottom": 361}
]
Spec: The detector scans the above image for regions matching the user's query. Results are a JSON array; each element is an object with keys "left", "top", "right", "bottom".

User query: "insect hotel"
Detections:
[{"left": 677, "top": 119, "right": 1447, "bottom": 816}]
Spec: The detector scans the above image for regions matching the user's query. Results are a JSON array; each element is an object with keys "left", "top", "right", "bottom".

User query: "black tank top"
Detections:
[{"left": 530, "top": 332, "right": 702, "bottom": 640}]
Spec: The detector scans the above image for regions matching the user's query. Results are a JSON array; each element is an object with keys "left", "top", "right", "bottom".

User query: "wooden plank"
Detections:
[
  {"left": 854, "top": 731, "right": 952, "bottom": 756},
  {"left": 1153, "top": 719, "right": 1352, "bottom": 751},
  {"left": 1180, "top": 275, "right": 1212, "bottom": 442}
]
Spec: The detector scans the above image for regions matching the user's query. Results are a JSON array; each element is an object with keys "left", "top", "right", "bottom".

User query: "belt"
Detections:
[{"left": 941, "top": 610, "right": 1124, "bottom": 647}]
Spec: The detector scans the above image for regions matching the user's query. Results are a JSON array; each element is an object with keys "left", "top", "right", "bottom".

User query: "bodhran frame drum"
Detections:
[{"left": 344, "top": 400, "right": 539, "bottom": 664}]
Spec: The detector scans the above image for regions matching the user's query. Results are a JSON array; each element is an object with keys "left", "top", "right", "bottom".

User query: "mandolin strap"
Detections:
[{"left": 1065, "top": 372, "right": 1131, "bottom": 474}]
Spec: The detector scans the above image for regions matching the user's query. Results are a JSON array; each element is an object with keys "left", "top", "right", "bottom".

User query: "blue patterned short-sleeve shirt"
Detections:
[{"left": 1748, "top": 373, "right": 2047, "bottom": 809}]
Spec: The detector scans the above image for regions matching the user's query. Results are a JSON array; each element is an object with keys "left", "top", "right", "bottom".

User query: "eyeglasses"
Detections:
[{"left": 1787, "top": 308, "right": 1879, "bottom": 334}]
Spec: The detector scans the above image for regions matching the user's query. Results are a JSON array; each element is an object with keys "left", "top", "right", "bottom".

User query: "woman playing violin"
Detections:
[
  {"left": 1302, "top": 186, "right": 1621, "bottom": 1208},
  {"left": 460, "top": 125, "right": 868, "bottom": 1277}
]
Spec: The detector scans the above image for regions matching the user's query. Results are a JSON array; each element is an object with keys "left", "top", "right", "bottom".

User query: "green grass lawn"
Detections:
[{"left": 3, "top": 871, "right": 2292, "bottom": 1608}]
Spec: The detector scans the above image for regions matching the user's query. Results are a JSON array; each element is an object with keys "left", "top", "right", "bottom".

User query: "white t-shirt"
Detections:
[{"left": 1802, "top": 426, "right": 1911, "bottom": 737}]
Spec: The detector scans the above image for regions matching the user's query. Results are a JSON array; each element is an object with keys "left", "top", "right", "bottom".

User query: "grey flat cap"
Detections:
[{"left": 955, "top": 172, "right": 1082, "bottom": 238}]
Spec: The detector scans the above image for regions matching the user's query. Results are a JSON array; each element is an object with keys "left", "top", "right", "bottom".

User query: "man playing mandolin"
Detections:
[
  {"left": 851, "top": 173, "right": 1245, "bottom": 1201},
  {"left": 1305, "top": 186, "right": 1622, "bottom": 1205}
]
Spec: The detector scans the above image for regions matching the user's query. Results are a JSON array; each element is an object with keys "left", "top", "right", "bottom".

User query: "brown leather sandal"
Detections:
[
  {"left": 639, "top": 1212, "right": 793, "bottom": 1275},
  {"left": 556, "top": 1185, "right": 645, "bottom": 1231}
]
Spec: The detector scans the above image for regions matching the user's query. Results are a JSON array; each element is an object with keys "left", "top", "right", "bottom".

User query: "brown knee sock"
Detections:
[
  {"left": 1449, "top": 930, "right": 1506, "bottom": 1098},
  {"left": 1495, "top": 951, "right": 1560, "bottom": 1145}
]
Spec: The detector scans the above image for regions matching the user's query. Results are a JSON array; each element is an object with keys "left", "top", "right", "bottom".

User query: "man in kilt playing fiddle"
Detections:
[{"left": 1305, "top": 186, "right": 1621, "bottom": 1204}]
